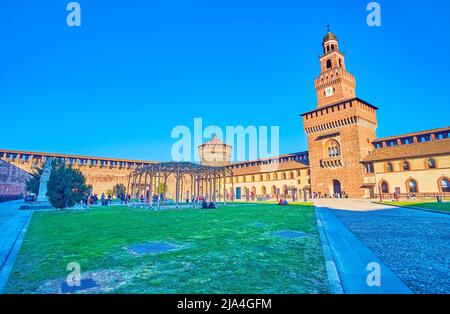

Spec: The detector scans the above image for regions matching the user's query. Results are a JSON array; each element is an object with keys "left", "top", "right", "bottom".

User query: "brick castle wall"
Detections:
[{"left": 0, "top": 159, "right": 31, "bottom": 201}]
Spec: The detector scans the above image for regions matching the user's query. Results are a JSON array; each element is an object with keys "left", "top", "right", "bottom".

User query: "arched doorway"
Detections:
[
  {"left": 332, "top": 179, "right": 342, "bottom": 196},
  {"left": 271, "top": 185, "right": 277, "bottom": 196},
  {"left": 251, "top": 186, "right": 256, "bottom": 200},
  {"left": 261, "top": 186, "right": 267, "bottom": 195}
]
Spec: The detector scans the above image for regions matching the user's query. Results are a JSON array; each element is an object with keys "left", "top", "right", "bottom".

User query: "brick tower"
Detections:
[
  {"left": 301, "top": 30, "right": 378, "bottom": 198},
  {"left": 199, "top": 134, "right": 232, "bottom": 167}
]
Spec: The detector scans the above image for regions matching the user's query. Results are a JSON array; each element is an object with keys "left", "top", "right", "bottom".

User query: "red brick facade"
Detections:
[
  {"left": 302, "top": 32, "right": 378, "bottom": 198},
  {"left": 0, "top": 159, "right": 31, "bottom": 202}
]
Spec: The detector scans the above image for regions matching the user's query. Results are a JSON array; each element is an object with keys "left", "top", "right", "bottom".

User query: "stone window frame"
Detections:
[
  {"left": 406, "top": 178, "right": 419, "bottom": 193},
  {"left": 438, "top": 176, "right": 450, "bottom": 193},
  {"left": 425, "top": 158, "right": 438, "bottom": 169},
  {"left": 401, "top": 160, "right": 411, "bottom": 171},
  {"left": 379, "top": 180, "right": 389, "bottom": 194},
  {"left": 325, "top": 139, "right": 341, "bottom": 158}
]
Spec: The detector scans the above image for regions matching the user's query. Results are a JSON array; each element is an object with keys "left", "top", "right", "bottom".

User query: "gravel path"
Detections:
[{"left": 331, "top": 207, "right": 450, "bottom": 294}]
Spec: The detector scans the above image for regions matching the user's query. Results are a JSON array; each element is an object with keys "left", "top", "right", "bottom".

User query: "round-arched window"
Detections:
[
  {"left": 326, "top": 140, "right": 341, "bottom": 158},
  {"left": 440, "top": 178, "right": 450, "bottom": 192},
  {"left": 407, "top": 179, "right": 418, "bottom": 193},
  {"left": 326, "top": 59, "right": 332, "bottom": 69},
  {"left": 380, "top": 181, "right": 389, "bottom": 194}
]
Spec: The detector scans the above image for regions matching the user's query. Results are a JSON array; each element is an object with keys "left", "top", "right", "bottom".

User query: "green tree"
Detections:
[
  {"left": 157, "top": 183, "right": 168, "bottom": 194},
  {"left": 26, "top": 167, "right": 43, "bottom": 195},
  {"left": 112, "top": 183, "right": 126, "bottom": 197},
  {"left": 47, "top": 160, "right": 91, "bottom": 209}
]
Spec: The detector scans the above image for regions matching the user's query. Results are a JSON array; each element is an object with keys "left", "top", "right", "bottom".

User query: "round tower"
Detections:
[{"left": 198, "top": 134, "right": 232, "bottom": 167}]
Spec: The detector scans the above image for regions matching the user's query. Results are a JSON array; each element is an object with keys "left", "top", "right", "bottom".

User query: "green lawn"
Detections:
[
  {"left": 384, "top": 201, "right": 450, "bottom": 213},
  {"left": 6, "top": 203, "right": 328, "bottom": 294}
]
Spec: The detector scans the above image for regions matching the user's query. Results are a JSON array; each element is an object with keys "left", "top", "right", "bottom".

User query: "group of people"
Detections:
[
  {"left": 82, "top": 193, "right": 99, "bottom": 206},
  {"left": 201, "top": 199, "right": 217, "bottom": 209},
  {"left": 278, "top": 198, "right": 289, "bottom": 206}
]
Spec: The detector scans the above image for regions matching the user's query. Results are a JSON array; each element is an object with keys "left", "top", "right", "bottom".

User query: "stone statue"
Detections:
[{"left": 36, "top": 158, "right": 53, "bottom": 202}]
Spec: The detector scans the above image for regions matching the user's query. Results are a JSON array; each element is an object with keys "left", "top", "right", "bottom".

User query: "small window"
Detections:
[
  {"left": 326, "top": 59, "right": 332, "bottom": 69},
  {"left": 427, "top": 158, "right": 436, "bottom": 169},
  {"left": 365, "top": 163, "right": 374, "bottom": 174},
  {"left": 402, "top": 161, "right": 410, "bottom": 171},
  {"left": 386, "top": 163, "right": 393, "bottom": 172}
]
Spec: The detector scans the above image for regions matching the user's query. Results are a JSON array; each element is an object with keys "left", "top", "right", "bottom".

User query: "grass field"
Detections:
[
  {"left": 6, "top": 203, "right": 328, "bottom": 294},
  {"left": 384, "top": 201, "right": 450, "bottom": 213}
]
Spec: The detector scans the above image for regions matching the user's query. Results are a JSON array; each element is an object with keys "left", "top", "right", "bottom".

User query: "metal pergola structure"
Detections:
[{"left": 127, "top": 162, "right": 234, "bottom": 208}]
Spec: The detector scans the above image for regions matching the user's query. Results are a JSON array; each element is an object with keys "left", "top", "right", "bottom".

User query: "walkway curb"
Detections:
[
  {"left": 315, "top": 206, "right": 412, "bottom": 294},
  {"left": 0, "top": 211, "right": 33, "bottom": 293},
  {"left": 314, "top": 207, "right": 344, "bottom": 294}
]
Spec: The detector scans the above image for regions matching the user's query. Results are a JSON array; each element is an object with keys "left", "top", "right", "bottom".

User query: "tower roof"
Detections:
[
  {"left": 199, "top": 134, "right": 231, "bottom": 148},
  {"left": 323, "top": 31, "right": 338, "bottom": 43}
]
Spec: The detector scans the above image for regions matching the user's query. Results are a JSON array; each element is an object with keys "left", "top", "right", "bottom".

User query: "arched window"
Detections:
[
  {"left": 265, "top": 174, "right": 270, "bottom": 181},
  {"left": 281, "top": 173, "right": 286, "bottom": 180},
  {"left": 339, "top": 59, "right": 342, "bottom": 68},
  {"left": 273, "top": 173, "right": 278, "bottom": 180},
  {"left": 427, "top": 158, "right": 436, "bottom": 169},
  {"left": 386, "top": 163, "right": 393, "bottom": 172},
  {"left": 326, "top": 140, "right": 341, "bottom": 157},
  {"left": 326, "top": 59, "right": 332, "bottom": 69},
  {"left": 402, "top": 161, "right": 410, "bottom": 171},
  {"left": 407, "top": 179, "right": 418, "bottom": 193},
  {"left": 439, "top": 178, "right": 450, "bottom": 192},
  {"left": 380, "top": 181, "right": 389, "bottom": 194},
  {"left": 331, "top": 44, "right": 335, "bottom": 50}
]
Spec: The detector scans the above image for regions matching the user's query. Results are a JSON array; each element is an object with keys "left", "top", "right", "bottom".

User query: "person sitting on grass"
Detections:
[
  {"left": 202, "top": 199, "right": 208, "bottom": 209},
  {"left": 208, "top": 201, "right": 216, "bottom": 209}
]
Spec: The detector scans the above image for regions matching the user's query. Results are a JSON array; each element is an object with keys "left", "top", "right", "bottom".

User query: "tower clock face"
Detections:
[{"left": 325, "top": 87, "right": 334, "bottom": 97}]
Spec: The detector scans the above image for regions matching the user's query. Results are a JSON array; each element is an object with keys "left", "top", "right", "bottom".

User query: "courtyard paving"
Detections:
[
  {"left": 315, "top": 199, "right": 450, "bottom": 294},
  {"left": 0, "top": 200, "right": 33, "bottom": 292}
]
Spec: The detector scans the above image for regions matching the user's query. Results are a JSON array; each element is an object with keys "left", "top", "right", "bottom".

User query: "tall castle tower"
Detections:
[
  {"left": 315, "top": 31, "right": 356, "bottom": 107},
  {"left": 199, "top": 134, "right": 232, "bottom": 167},
  {"left": 301, "top": 30, "right": 378, "bottom": 198}
]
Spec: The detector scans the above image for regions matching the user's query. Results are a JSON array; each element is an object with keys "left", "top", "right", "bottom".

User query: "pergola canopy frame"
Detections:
[{"left": 127, "top": 162, "right": 234, "bottom": 209}]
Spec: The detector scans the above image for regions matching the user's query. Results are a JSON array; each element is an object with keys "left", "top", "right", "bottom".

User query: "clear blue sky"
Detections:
[{"left": 1, "top": 0, "right": 449, "bottom": 161}]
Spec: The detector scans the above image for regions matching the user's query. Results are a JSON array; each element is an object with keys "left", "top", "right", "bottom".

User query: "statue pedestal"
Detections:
[{"left": 20, "top": 196, "right": 54, "bottom": 210}]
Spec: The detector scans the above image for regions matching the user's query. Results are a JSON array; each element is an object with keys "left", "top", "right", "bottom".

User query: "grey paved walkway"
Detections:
[
  {"left": 0, "top": 200, "right": 33, "bottom": 293},
  {"left": 315, "top": 202, "right": 411, "bottom": 294},
  {"left": 315, "top": 199, "right": 450, "bottom": 294}
]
